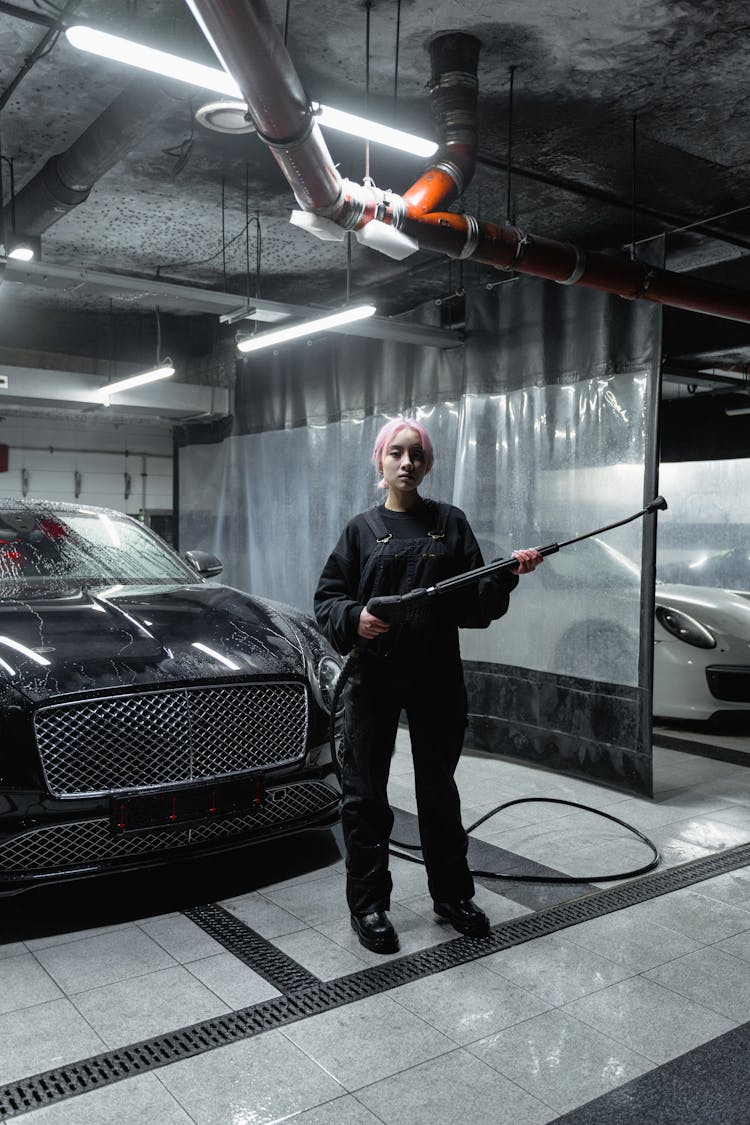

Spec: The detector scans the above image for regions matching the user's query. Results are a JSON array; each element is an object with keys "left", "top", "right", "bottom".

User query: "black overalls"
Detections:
[{"left": 314, "top": 500, "right": 517, "bottom": 916}]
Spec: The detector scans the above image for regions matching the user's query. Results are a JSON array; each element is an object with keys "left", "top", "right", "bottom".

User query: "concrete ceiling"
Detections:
[{"left": 1, "top": 0, "right": 750, "bottom": 416}]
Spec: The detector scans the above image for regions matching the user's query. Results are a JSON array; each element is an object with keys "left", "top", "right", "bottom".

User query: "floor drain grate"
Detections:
[
  {"left": 184, "top": 903, "right": 320, "bottom": 993},
  {"left": 1, "top": 842, "right": 748, "bottom": 1119}
]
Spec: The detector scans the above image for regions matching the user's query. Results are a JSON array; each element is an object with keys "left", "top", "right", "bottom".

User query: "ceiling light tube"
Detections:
[
  {"left": 93, "top": 362, "right": 175, "bottom": 401},
  {"left": 65, "top": 27, "right": 436, "bottom": 157},
  {"left": 725, "top": 405, "right": 750, "bottom": 416},
  {"left": 8, "top": 246, "right": 35, "bottom": 261},
  {"left": 65, "top": 25, "right": 239, "bottom": 96},
  {"left": 313, "top": 103, "right": 437, "bottom": 158},
  {"left": 237, "top": 305, "right": 376, "bottom": 354}
]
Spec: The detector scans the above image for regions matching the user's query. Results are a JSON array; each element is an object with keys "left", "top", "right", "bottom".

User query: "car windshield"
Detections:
[{"left": 0, "top": 508, "right": 194, "bottom": 592}]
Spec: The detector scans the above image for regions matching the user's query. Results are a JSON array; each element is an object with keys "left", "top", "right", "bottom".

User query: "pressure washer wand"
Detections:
[{"left": 367, "top": 495, "right": 668, "bottom": 624}]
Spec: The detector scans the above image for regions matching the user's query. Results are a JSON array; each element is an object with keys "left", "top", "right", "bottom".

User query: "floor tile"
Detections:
[
  {"left": 563, "top": 975, "right": 735, "bottom": 1064},
  {"left": 286, "top": 1095, "right": 386, "bottom": 1124},
  {"left": 185, "top": 951, "right": 282, "bottom": 1007},
  {"left": 631, "top": 886, "right": 750, "bottom": 944},
  {"left": 71, "top": 964, "right": 230, "bottom": 1049},
  {"left": 24, "top": 922, "right": 135, "bottom": 953},
  {"left": 468, "top": 1007, "right": 653, "bottom": 1113},
  {"left": 481, "top": 932, "right": 634, "bottom": 1005},
  {"left": 158, "top": 1033, "right": 345, "bottom": 1124},
  {"left": 355, "top": 1046, "right": 554, "bottom": 1125},
  {"left": 390, "top": 960, "right": 551, "bottom": 1044},
  {"left": 0, "top": 941, "right": 28, "bottom": 960},
  {"left": 644, "top": 946, "right": 750, "bottom": 1022},
  {"left": 562, "top": 910, "right": 703, "bottom": 971},
  {"left": 689, "top": 868, "right": 750, "bottom": 910},
  {"left": 273, "top": 927, "right": 368, "bottom": 979},
  {"left": 715, "top": 927, "right": 750, "bottom": 962},
  {"left": 0, "top": 952, "right": 62, "bottom": 1014},
  {"left": 33, "top": 926, "right": 177, "bottom": 994},
  {"left": 0, "top": 998, "right": 106, "bottom": 1086},
  {"left": 261, "top": 871, "right": 351, "bottom": 926},
  {"left": 136, "top": 912, "right": 225, "bottom": 962},
  {"left": 281, "top": 993, "right": 455, "bottom": 1089},
  {"left": 220, "top": 890, "right": 309, "bottom": 938},
  {"left": 13, "top": 1072, "right": 194, "bottom": 1123}
]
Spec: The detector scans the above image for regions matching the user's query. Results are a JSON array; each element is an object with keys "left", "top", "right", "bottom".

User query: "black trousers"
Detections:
[{"left": 341, "top": 654, "right": 475, "bottom": 915}]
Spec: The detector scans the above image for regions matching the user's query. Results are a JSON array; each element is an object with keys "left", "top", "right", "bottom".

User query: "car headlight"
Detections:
[
  {"left": 656, "top": 605, "right": 716, "bottom": 649},
  {"left": 317, "top": 656, "right": 344, "bottom": 713}
]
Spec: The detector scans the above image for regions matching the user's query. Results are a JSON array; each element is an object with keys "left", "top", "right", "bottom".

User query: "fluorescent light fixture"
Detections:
[
  {"left": 237, "top": 304, "right": 376, "bottom": 353},
  {"left": 8, "top": 246, "right": 34, "bottom": 261},
  {"left": 725, "top": 405, "right": 750, "bottom": 416},
  {"left": 93, "top": 362, "right": 175, "bottom": 402},
  {"left": 313, "top": 103, "right": 437, "bottom": 158},
  {"left": 65, "top": 25, "right": 238, "bottom": 96},
  {"left": 65, "top": 26, "right": 436, "bottom": 157}
]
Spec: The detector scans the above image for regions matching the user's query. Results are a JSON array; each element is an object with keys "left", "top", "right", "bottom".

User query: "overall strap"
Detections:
[
  {"left": 363, "top": 505, "right": 392, "bottom": 543},
  {"left": 425, "top": 499, "right": 451, "bottom": 540}
]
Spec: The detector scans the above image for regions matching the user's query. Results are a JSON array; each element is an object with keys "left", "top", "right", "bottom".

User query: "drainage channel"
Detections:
[{"left": 1, "top": 842, "right": 748, "bottom": 1120}]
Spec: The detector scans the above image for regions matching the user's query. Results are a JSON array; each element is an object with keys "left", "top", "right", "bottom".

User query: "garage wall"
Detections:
[{"left": 0, "top": 416, "right": 173, "bottom": 516}]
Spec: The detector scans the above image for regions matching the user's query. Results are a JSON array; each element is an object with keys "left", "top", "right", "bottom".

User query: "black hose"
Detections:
[{"left": 327, "top": 658, "right": 660, "bottom": 884}]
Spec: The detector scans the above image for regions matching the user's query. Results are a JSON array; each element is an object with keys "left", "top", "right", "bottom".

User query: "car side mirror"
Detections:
[{"left": 184, "top": 549, "right": 223, "bottom": 578}]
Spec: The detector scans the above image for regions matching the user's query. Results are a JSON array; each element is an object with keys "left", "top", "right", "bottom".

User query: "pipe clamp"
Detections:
[{"left": 559, "top": 244, "right": 588, "bottom": 285}]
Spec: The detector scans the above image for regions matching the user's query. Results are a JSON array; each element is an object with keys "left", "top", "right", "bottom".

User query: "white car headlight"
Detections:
[
  {"left": 656, "top": 605, "right": 716, "bottom": 649},
  {"left": 316, "top": 656, "right": 343, "bottom": 713}
]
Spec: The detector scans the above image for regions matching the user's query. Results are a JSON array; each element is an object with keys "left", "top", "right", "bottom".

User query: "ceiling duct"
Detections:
[
  {"left": 3, "top": 74, "right": 169, "bottom": 239},
  {"left": 189, "top": 0, "right": 750, "bottom": 326}
]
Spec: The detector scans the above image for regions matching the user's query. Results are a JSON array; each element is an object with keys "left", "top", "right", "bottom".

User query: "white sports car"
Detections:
[{"left": 462, "top": 535, "right": 750, "bottom": 723}]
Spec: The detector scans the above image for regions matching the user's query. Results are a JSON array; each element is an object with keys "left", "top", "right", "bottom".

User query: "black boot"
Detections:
[
  {"left": 351, "top": 910, "right": 400, "bottom": 954},
  {"left": 433, "top": 898, "right": 490, "bottom": 937}
]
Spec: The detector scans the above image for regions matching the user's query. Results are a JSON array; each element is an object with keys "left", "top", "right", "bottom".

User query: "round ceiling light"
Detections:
[{"left": 195, "top": 100, "right": 256, "bottom": 135}]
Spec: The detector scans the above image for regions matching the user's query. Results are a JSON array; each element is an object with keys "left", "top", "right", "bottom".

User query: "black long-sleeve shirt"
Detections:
[{"left": 314, "top": 502, "right": 518, "bottom": 657}]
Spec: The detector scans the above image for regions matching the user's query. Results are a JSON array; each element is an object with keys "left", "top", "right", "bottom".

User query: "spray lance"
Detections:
[
  {"left": 365, "top": 494, "right": 668, "bottom": 625},
  {"left": 327, "top": 495, "right": 668, "bottom": 884}
]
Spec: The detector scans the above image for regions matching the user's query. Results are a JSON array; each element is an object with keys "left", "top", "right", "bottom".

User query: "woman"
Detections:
[{"left": 314, "top": 417, "right": 542, "bottom": 953}]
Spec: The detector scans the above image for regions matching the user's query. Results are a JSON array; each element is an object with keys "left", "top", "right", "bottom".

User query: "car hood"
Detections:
[
  {"left": 0, "top": 582, "right": 316, "bottom": 703},
  {"left": 655, "top": 583, "right": 750, "bottom": 640}
]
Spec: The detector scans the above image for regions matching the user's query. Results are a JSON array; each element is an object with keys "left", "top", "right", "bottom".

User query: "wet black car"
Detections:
[{"left": 0, "top": 501, "right": 342, "bottom": 894}]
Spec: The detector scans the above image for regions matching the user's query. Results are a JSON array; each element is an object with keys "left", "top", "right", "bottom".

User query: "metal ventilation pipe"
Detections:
[
  {"left": 402, "top": 32, "right": 480, "bottom": 217},
  {"left": 189, "top": 0, "right": 750, "bottom": 324},
  {"left": 4, "top": 75, "right": 169, "bottom": 239}
]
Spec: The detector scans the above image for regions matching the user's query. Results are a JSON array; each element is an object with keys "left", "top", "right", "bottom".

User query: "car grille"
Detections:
[
  {"left": 706, "top": 665, "right": 750, "bottom": 703},
  {"left": 33, "top": 681, "right": 309, "bottom": 798},
  {"left": 0, "top": 780, "right": 338, "bottom": 873}
]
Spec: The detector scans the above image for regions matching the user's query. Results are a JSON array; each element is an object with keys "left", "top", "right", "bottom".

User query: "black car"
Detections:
[{"left": 0, "top": 500, "right": 343, "bottom": 894}]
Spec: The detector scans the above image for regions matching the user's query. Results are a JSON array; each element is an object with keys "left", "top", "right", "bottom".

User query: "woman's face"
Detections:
[{"left": 380, "top": 427, "right": 428, "bottom": 495}]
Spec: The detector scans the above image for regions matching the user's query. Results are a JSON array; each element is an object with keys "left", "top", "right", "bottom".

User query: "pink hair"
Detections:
[{"left": 372, "top": 417, "right": 435, "bottom": 489}]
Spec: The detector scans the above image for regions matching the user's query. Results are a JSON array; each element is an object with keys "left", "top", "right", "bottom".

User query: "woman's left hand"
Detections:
[{"left": 511, "top": 548, "right": 544, "bottom": 574}]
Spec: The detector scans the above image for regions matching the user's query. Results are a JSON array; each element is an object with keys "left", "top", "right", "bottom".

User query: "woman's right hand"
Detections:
[{"left": 357, "top": 607, "right": 391, "bottom": 640}]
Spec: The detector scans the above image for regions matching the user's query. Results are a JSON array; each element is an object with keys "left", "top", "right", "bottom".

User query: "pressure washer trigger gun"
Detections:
[{"left": 366, "top": 587, "right": 430, "bottom": 624}]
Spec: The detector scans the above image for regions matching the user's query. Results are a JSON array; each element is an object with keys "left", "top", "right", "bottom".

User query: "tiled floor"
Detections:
[{"left": 1, "top": 731, "right": 749, "bottom": 1123}]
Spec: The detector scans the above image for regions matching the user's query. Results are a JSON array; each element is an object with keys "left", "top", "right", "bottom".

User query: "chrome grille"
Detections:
[
  {"left": 33, "top": 681, "right": 309, "bottom": 798},
  {"left": 0, "top": 781, "right": 339, "bottom": 873}
]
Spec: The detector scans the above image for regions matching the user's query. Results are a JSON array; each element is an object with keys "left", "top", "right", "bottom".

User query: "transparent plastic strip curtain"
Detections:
[{"left": 181, "top": 374, "right": 648, "bottom": 686}]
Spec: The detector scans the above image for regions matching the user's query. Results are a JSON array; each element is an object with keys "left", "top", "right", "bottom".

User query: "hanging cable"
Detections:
[
  {"left": 221, "top": 176, "right": 227, "bottom": 289},
  {"left": 245, "top": 165, "right": 251, "bottom": 306},
  {"left": 630, "top": 112, "right": 638, "bottom": 259},
  {"left": 155, "top": 306, "right": 162, "bottom": 363},
  {"left": 283, "top": 0, "right": 291, "bottom": 45},
  {"left": 346, "top": 231, "right": 352, "bottom": 304},
  {"left": 506, "top": 65, "right": 516, "bottom": 224},
  {"left": 364, "top": 0, "right": 372, "bottom": 183},
  {"left": 393, "top": 0, "right": 401, "bottom": 107}
]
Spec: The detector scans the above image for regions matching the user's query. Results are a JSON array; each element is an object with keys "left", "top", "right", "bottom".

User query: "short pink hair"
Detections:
[{"left": 372, "top": 417, "right": 435, "bottom": 489}]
